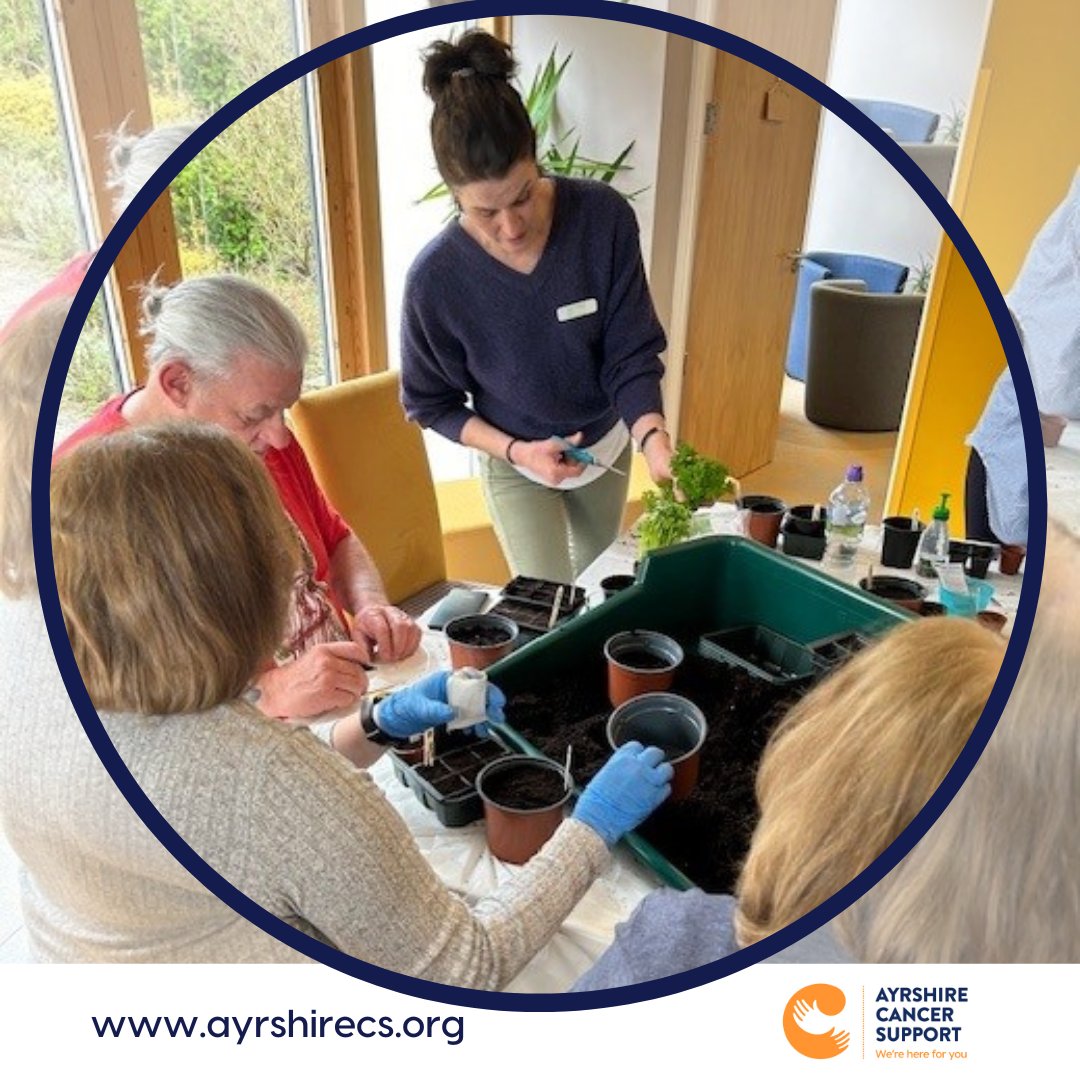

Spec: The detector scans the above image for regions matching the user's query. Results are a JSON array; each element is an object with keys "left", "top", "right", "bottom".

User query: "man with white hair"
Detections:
[{"left": 55, "top": 274, "right": 421, "bottom": 720}]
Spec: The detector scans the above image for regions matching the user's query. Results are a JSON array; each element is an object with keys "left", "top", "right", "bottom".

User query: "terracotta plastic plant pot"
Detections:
[
  {"left": 600, "top": 574, "right": 637, "bottom": 599},
  {"left": 475, "top": 755, "right": 572, "bottom": 864},
  {"left": 607, "top": 692, "right": 708, "bottom": 802},
  {"left": 604, "top": 630, "right": 684, "bottom": 707},
  {"left": 444, "top": 612, "right": 518, "bottom": 671},
  {"left": 881, "top": 516, "right": 925, "bottom": 569},
  {"left": 1041, "top": 412, "right": 1067, "bottom": 448},
  {"left": 736, "top": 494, "right": 786, "bottom": 548},
  {"left": 976, "top": 609, "right": 1008, "bottom": 634},
  {"left": 858, "top": 574, "right": 927, "bottom": 613},
  {"left": 998, "top": 544, "right": 1024, "bottom": 576}
]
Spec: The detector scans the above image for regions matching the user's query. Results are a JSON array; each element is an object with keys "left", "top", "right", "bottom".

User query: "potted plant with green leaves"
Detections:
[{"left": 637, "top": 443, "right": 733, "bottom": 555}]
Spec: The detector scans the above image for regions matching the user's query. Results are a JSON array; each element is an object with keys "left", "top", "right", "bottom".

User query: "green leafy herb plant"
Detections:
[{"left": 637, "top": 443, "right": 733, "bottom": 555}]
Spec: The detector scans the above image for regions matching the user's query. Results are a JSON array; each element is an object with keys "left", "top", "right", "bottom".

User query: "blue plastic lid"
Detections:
[{"left": 846, "top": 464, "right": 864, "bottom": 482}]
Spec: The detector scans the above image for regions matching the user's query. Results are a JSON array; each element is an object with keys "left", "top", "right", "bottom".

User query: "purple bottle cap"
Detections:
[{"left": 846, "top": 464, "right": 864, "bottom": 482}]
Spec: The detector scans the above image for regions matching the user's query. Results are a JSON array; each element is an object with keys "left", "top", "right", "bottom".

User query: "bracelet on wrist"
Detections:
[
  {"left": 505, "top": 437, "right": 520, "bottom": 465},
  {"left": 638, "top": 426, "right": 665, "bottom": 454}
]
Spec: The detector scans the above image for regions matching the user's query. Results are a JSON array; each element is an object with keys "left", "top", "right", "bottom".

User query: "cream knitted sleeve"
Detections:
[{"left": 241, "top": 726, "right": 610, "bottom": 989}]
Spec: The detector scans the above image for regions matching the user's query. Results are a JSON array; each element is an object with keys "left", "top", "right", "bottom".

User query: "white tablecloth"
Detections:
[{"left": 578, "top": 503, "right": 1022, "bottom": 634}]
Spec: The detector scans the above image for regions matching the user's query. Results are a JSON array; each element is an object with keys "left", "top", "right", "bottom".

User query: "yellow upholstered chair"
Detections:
[{"left": 289, "top": 372, "right": 452, "bottom": 612}]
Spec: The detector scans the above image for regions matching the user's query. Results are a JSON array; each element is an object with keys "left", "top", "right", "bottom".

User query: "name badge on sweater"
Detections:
[{"left": 556, "top": 297, "right": 598, "bottom": 322}]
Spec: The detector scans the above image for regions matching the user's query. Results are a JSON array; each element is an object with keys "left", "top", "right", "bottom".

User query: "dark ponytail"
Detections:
[{"left": 422, "top": 30, "right": 536, "bottom": 187}]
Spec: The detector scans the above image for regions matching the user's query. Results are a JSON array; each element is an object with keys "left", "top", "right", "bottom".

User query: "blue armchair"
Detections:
[
  {"left": 784, "top": 251, "right": 909, "bottom": 381},
  {"left": 848, "top": 98, "right": 940, "bottom": 143}
]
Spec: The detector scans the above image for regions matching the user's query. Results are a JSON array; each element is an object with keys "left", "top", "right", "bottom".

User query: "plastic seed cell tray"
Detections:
[
  {"left": 489, "top": 577, "right": 587, "bottom": 635},
  {"left": 806, "top": 630, "right": 872, "bottom": 670},
  {"left": 501, "top": 576, "right": 585, "bottom": 614},
  {"left": 699, "top": 625, "right": 821, "bottom": 687},
  {"left": 389, "top": 731, "right": 511, "bottom": 828}
]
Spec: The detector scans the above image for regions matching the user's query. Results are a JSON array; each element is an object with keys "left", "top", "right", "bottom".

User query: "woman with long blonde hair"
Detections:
[
  {"left": 575, "top": 616, "right": 1004, "bottom": 988},
  {"left": 835, "top": 519, "right": 1080, "bottom": 963}
]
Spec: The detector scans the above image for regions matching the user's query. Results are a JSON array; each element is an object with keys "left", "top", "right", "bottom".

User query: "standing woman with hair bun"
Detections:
[{"left": 401, "top": 30, "right": 673, "bottom": 584}]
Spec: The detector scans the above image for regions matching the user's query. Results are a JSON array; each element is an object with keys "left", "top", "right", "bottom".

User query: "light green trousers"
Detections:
[{"left": 480, "top": 441, "right": 633, "bottom": 584}]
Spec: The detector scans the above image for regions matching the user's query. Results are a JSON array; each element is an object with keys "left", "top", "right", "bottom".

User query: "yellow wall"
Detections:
[{"left": 887, "top": 0, "right": 1080, "bottom": 521}]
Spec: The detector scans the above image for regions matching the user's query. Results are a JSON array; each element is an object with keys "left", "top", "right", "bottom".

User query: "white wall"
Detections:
[
  {"left": 513, "top": 15, "right": 667, "bottom": 269},
  {"left": 803, "top": 0, "right": 992, "bottom": 273}
]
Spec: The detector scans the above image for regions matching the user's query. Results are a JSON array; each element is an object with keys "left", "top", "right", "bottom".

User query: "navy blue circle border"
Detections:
[{"left": 31, "top": 0, "right": 1045, "bottom": 1010}]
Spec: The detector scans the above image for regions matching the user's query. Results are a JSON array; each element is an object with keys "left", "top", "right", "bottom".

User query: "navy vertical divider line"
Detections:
[{"left": 29, "top": 0, "right": 1044, "bottom": 1009}]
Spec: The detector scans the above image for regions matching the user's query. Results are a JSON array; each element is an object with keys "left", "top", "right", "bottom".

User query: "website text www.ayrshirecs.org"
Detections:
[{"left": 91, "top": 1009, "right": 465, "bottom": 1046}]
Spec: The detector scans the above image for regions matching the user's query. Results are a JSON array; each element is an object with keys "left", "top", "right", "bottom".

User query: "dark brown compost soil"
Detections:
[
  {"left": 448, "top": 623, "right": 514, "bottom": 647},
  {"left": 480, "top": 763, "right": 567, "bottom": 810},
  {"left": 503, "top": 647, "right": 805, "bottom": 893}
]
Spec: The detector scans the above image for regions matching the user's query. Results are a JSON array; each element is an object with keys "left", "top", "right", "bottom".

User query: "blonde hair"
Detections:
[
  {"left": 836, "top": 520, "right": 1079, "bottom": 962},
  {"left": 51, "top": 424, "right": 299, "bottom": 714},
  {"left": 0, "top": 297, "right": 68, "bottom": 598},
  {"left": 735, "top": 616, "right": 1003, "bottom": 947}
]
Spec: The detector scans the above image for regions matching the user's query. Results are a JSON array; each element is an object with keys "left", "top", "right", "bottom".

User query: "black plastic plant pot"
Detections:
[
  {"left": 966, "top": 541, "right": 996, "bottom": 579},
  {"left": 782, "top": 504, "right": 827, "bottom": 538},
  {"left": 781, "top": 528, "right": 826, "bottom": 560},
  {"left": 882, "top": 516, "right": 925, "bottom": 569},
  {"left": 600, "top": 573, "right": 638, "bottom": 599},
  {"left": 607, "top": 692, "right": 707, "bottom": 802},
  {"left": 858, "top": 574, "right": 926, "bottom": 613}
]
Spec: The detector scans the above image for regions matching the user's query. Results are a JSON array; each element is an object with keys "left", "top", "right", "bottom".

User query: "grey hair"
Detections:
[
  {"left": 106, "top": 118, "right": 199, "bottom": 219},
  {"left": 835, "top": 516, "right": 1080, "bottom": 962},
  {"left": 139, "top": 274, "right": 307, "bottom": 381}
]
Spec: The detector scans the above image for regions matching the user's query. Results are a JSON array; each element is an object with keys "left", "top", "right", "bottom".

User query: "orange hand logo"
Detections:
[{"left": 783, "top": 983, "right": 850, "bottom": 1058}]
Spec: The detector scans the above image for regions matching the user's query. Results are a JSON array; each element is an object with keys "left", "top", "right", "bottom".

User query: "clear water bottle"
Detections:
[
  {"left": 826, "top": 464, "right": 870, "bottom": 566},
  {"left": 915, "top": 493, "right": 951, "bottom": 578}
]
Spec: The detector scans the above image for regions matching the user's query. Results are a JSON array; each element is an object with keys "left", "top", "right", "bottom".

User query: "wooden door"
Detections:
[{"left": 679, "top": 1, "right": 835, "bottom": 476}]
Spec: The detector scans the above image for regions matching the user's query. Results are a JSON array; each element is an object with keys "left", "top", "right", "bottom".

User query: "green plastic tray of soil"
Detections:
[
  {"left": 699, "top": 625, "right": 822, "bottom": 687},
  {"left": 483, "top": 536, "right": 906, "bottom": 888},
  {"left": 390, "top": 731, "right": 511, "bottom": 828}
]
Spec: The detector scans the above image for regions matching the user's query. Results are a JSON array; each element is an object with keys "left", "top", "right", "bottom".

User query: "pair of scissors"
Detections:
[{"left": 553, "top": 435, "right": 627, "bottom": 476}]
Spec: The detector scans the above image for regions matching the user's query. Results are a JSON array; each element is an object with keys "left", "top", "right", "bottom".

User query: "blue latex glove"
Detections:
[
  {"left": 572, "top": 741, "right": 673, "bottom": 846},
  {"left": 374, "top": 670, "right": 507, "bottom": 739}
]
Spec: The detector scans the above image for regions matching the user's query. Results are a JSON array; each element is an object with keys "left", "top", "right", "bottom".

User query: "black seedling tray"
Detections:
[
  {"left": 699, "top": 625, "right": 822, "bottom": 687},
  {"left": 806, "top": 630, "right": 872, "bottom": 671},
  {"left": 489, "top": 577, "right": 587, "bottom": 635},
  {"left": 390, "top": 730, "right": 511, "bottom": 827}
]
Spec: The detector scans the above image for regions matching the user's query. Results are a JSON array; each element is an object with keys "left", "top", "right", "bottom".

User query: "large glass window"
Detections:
[
  {"left": 0, "top": 0, "right": 122, "bottom": 442},
  {"left": 137, "top": 0, "right": 329, "bottom": 388}
]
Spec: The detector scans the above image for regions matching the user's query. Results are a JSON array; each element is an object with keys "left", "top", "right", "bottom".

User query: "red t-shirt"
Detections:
[
  {"left": 54, "top": 393, "right": 352, "bottom": 635},
  {"left": 0, "top": 252, "right": 95, "bottom": 344}
]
